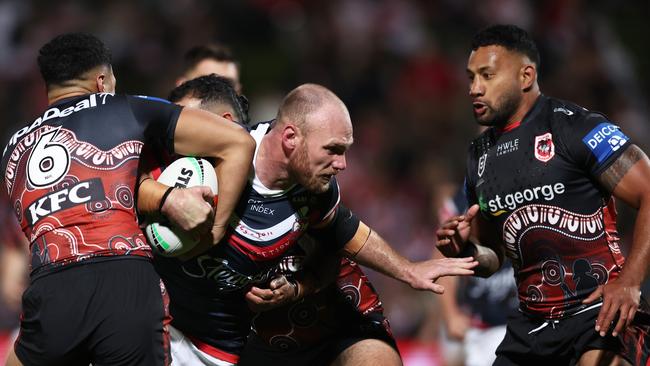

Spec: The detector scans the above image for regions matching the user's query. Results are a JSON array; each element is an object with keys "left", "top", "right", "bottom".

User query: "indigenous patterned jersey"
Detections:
[
  {"left": 465, "top": 95, "right": 630, "bottom": 319},
  {"left": 1, "top": 93, "right": 180, "bottom": 277},
  {"left": 152, "top": 122, "right": 341, "bottom": 357},
  {"left": 250, "top": 255, "right": 390, "bottom": 352}
]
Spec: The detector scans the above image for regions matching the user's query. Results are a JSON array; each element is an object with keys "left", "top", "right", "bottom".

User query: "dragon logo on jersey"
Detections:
[{"left": 534, "top": 133, "right": 554, "bottom": 162}]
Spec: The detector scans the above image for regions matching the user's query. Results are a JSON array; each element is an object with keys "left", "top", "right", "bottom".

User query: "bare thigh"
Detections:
[
  {"left": 577, "top": 349, "right": 630, "bottom": 366},
  {"left": 331, "top": 339, "right": 402, "bottom": 366}
]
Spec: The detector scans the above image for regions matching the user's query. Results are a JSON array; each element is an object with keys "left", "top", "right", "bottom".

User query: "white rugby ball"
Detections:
[{"left": 145, "top": 157, "right": 218, "bottom": 257}]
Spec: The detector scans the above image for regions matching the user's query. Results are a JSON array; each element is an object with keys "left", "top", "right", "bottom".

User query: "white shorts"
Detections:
[
  {"left": 463, "top": 325, "right": 507, "bottom": 366},
  {"left": 169, "top": 326, "right": 236, "bottom": 366}
]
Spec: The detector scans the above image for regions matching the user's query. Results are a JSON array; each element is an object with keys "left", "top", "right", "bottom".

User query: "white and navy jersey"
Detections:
[
  {"left": 465, "top": 95, "right": 629, "bottom": 319},
  {"left": 1, "top": 93, "right": 180, "bottom": 277},
  {"left": 152, "top": 122, "right": 341, "bottom": 357}
]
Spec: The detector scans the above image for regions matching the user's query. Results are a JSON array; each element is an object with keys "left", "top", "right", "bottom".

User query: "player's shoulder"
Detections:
[
  {"left": 468, "top": 128, "right": 494, "bottom": 157},
  {"left": 128, "top": 94, "right": 173, "bottom": 104},
  {"left": 247, "top": 120, "right": 273, "bottom": 133},
  {"left": 544, "top": 95, "right": 608, "bottom": 128}
]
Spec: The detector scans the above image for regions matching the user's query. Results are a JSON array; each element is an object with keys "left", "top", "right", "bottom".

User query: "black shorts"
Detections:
[
  {"left": 494, "top": 305, "right": 621, "bottom": 366},
  {"left": 238, "top": 311, "right": 398, "bottom": 366},
  {"left": 15, "top": 257, "right": 171, "bottom": 366}
]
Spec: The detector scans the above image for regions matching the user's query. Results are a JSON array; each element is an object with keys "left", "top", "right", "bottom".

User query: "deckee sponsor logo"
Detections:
[
  {"left": 582, "top": 122, "right": 629, "bottom": 163},
  {"left": 496, "top": 139, "right": 519, "bottom": 156},
  {"left": 484, "top": 182, "right": 565, "bottom": 215}
]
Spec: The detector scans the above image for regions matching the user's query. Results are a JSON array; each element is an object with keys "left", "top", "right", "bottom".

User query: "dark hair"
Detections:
[
  {"left": 38, "top": 33, "right": 112, "bottom": 86},
  {"left": 182, "top": 44, "right": 238, "bottom": 73},
  {"left": 169, "top": 74, "right": 248, "bottom": 124},
  {"left": 471, "top": 24, "right": 540, "bottom": 68}
]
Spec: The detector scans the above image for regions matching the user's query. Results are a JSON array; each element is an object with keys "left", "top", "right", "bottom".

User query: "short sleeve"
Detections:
[
  {"left": 560, "top": 113, "right": 632, "bottom": 176},
  {"left": 126, "top": 95, "right": 183, "bottom": 154}
]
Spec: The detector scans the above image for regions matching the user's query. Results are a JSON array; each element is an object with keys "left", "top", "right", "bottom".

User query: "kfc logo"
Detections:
[{"left": 534, "top": 133, "right": 555, "bottom": 162}]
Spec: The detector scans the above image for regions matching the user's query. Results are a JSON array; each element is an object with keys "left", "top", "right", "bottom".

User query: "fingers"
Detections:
[
  {"left": 624, "top": 306, "right": 637, "bottom": 334},
  {"left": 464, "top": 204, "right": 480, "bottom": 221},
  {"left": 595, "top": 297, "right": 613, "bottom": 336},
  {"left": 248, "top": 286, "right": 274, "bottom": 300},
  {"left": 198, "top": 185, "right": 215, "bottom": 204},
  {"left": 270, "top": 276, "right": 289, "bottom": 290},
  {"left": 583, "top": 286, "right": 603, "bottom": 304},
  {"left": 426, "top": 283, "right": 445, "bottom": 294},
  {"left": 611, "top": 304, "right": 630, "bottom": 337},
  {"left": 436, "top": 228, "right": 457, "bottom": 240},
  {"left": 438, "top": 266, "right": 476, "bottom": 277}
]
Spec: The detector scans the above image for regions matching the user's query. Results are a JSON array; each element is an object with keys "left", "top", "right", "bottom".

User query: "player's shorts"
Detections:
[
  {"left": 15, "top": 257, "right": 171, "bottom": 366},
  {"left": 464, "top": 325, "right": 507, "bottom": 366},
  {"left": 238, "top": 311, "right": 398, "bottom": 366},
  {"left": 169, "top": 325, "right": 237, "bottom": 366},
  {"left": 494, "top": 303, "right": 620, "bottom": 366}
]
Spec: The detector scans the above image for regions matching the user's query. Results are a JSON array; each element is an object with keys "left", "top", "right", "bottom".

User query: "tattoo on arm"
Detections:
[{"left": 599, "top": 145, "right": 643, "bottom": 192}]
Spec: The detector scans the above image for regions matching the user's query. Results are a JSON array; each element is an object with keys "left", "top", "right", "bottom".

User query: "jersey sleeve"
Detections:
[
  {"left": 558, "top": 112, "right": 632, "bottom": 177},
  {"left": 126, "top": 95, "right": 182, "bottom": 154}
]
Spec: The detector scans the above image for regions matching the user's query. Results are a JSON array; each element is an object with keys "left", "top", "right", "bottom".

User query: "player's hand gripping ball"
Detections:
[{"left": 145, "top": 157, "right": 218, "bottom": 257}]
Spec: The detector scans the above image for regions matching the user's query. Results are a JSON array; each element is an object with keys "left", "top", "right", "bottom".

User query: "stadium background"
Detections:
[{"left": 0, "top": 0, "right": 648, "bottom": 364}]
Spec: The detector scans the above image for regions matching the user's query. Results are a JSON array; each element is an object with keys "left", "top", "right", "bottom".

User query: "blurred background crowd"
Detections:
[{"left": 0, "top": 0, "right": 648, "bottom": 364}]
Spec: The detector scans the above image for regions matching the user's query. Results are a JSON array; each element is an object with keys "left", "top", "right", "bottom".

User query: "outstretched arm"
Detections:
[
  {"left": 584, "top": 145, "right": 650, "bottom": 337},
  {"left": 342, "top": 222, "right": 477, "bottom": 294}
]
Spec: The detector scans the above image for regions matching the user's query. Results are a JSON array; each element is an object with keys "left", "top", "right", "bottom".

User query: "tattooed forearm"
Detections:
[
  {"left": 460, "top": 240, "right": 502, "bottom": 278},
  {"left": 599, "top": 145, "right": 643, "bottom": 192}
]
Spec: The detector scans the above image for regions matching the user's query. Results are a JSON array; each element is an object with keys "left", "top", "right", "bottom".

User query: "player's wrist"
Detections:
[
  {"left": 616, "top": 270, "right": 643, "bottom": 288},
  {"left": 159, "top": 186, "right": 176, "bottom": 215}
]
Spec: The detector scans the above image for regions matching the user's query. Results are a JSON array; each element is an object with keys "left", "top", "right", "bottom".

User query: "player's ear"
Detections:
[
  {"left": 521, "top": 64, "right": 536, "bottom": 92},
  {"left": 96, "top": 73, "right": 106, "bottom": 93},
  {"left": 281, "top": 124, "right": 299, "bottom": 152},
  {"left": 95, "top": 65, "right": 115, "bottom": 93},
  {"left": 221, "top": 112, "right": 234, "bottom": 122}
]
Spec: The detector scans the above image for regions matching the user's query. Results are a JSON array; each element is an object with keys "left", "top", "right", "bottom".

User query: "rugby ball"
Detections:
[{"left": 145, "top": 157, "right": 218, "bottom": 257}]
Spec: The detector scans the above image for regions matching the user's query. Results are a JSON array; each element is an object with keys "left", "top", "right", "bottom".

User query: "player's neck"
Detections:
[
  {"left": 255, "top": 132, "right": 293, "bottom": 191},
  {"left": 47, "top": 85, "right": 98, "bottom": 106},
  {"left": 502, "top": 89, "right": 541, "bottom": 129}
]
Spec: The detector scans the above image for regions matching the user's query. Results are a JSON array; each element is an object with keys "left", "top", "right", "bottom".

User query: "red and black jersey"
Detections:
[
  {"left": 465, "top": 95, "right": 630, "bottom": 319},
  {"left": 1, "top": 93, "right": 181, "bottom": 277}
]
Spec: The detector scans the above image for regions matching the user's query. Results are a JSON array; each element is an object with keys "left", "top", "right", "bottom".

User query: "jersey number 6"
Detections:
[{"left": 27, "top": 127, "right": 71, "bottom": 188}]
